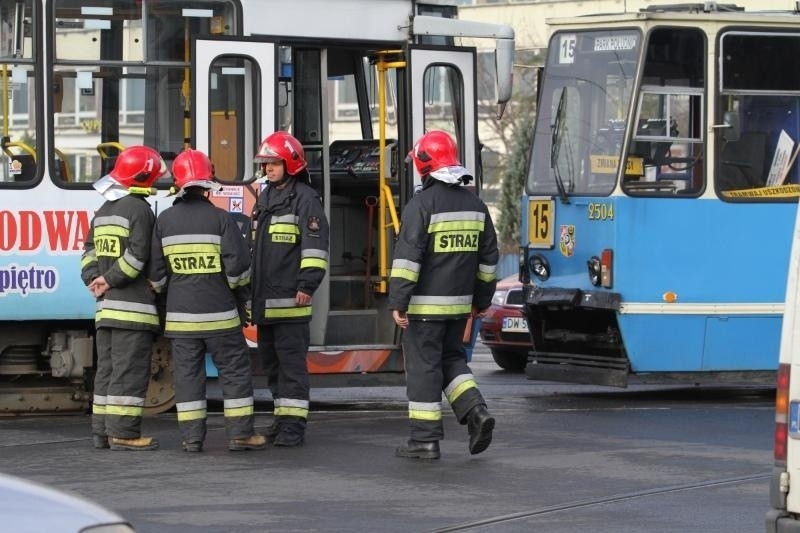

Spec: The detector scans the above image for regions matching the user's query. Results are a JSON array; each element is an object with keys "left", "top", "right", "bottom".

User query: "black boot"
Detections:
[
  {"left": 274, "top": 417, "right": 305, "bottom": 447},
  {"left": 92, "top": 435, "right": 109, "bottom": 449},
  {"left": 182, "top": 441, "right": 203, "bottom": 453},
  {"left": 395, "top": 439, "right": 440, "bottom": 460},
  {"left": 265, "top": 419, "right": 282, "bottom": 444},
  {"left": 467, "top": 405, "right": 495, "bottom": 455}
]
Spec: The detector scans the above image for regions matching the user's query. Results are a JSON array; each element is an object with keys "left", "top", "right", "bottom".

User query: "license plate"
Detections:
[
  {"left": 502, "top": 316, "right": 528, "bottom": 333},
  {"left": 791, "top": 401, "right": 800, "bottom": 439}
]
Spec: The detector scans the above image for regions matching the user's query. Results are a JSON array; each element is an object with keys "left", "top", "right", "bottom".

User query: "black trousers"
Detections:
[
  {"left": 257, "top": 322, "right": 310, "bottom": 420},
  {"left": 402, "top": 319, "right": 485, "bottom": 441},
  {"left": 92, "top": 328, "right": 153, "bottom": 439},
  {"left": 172, "top": 331, "right": 255, "bottom": 442}
]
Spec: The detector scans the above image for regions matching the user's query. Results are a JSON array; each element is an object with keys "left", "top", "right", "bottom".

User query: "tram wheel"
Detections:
[{"left": 143, "top": 336, "right": 176, "bottom": 415}]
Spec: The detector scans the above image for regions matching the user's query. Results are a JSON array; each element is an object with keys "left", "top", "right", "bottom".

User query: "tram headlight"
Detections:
[
  {"left": 530, "top": 254, "right": 550, "bottom": 281},
  {"left": 587, "top": 255, "right": 602, "bottom": 286}
]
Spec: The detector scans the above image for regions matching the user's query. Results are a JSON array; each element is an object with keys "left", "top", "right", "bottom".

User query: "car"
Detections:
[
  {"left": 0, "top": 472, "right": 135, "bottom": 533},
  {"left": 479, "top": 274, "right": 532, "bottom": 372}
]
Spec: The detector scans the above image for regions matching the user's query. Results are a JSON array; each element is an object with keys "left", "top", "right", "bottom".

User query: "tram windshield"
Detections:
[{"left": 527, "top": 29, "right": 641, "bottom": 197}]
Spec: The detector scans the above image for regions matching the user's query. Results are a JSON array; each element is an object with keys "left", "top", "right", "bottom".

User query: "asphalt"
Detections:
[{"left": 0, "top": 346, "right": 777, "bottom": 532}]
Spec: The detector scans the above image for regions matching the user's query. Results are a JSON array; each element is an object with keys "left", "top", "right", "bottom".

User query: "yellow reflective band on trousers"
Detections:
[
  {"left": 409, "top": 406, "right": 442, "bottom": 421},
  {"left": 177, "top": 409, "right": 207, "bottom": 421},
  {"left": 275, "top": 406, "right": 308, "bottom": 418},
  {"left": 96, "top": 308, "right": 160, "bottom": 326},
  {"left": 446, "top": 378, "right": 478, "bottom": 404},
  {"left": 92, "top": 404, "right": 107, "bottom": 415},
  {"left": 166, "top": 316, "right": 241, "bottom": 332},
  {"left": 106, "top": 405, "right": 143, "bottom": 417},
  {"left": 264, "top": 306, "right": 312, "bottom": 319},
  {"left": 224, "top": 405, "right": 254, "bottom": 418}
]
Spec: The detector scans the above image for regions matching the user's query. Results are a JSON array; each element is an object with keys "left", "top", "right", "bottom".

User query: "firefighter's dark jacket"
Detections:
[
  {"left": 388, "top": 178, "right": 499, "bottom": 319},
  {"left": 149, "top": 194, "right": 251, "bottom": 338},
  {"left": 81, "top": 194, "right": 160, "bottom": 331},
  {"left": 250, "top": 178, "right": 329, "bottom": 325}
]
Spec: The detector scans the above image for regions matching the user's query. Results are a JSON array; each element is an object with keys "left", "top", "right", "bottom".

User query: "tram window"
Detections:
[
  {"left": 53, "top": 1, "right": 143, "bottom": 62},
  {"left": 721, "top": 33, "right": 800, "bottom": 93},
  {"left": 206, "top": 56, "right": 259, "bottom": 182},
  {"left": 0, "top": 1, "right": 39, "bottom": 186},
  {"left": 624, "top": 89, "right": 704, "bottom": 196},
  {"left": 50, "top": 1, "right": 237, "bottom": 186},
  {"left": 423, "top": 64, "right": 464, "bottom": 156},
  {"left": 717, "top": 33, "right": 800, "bottom": 202},
  {"left": 51, "top": 65, "right": 186, "bottom": 184},
  {"left": 621, "top": 27, "right": 705, "bottom": 197}
]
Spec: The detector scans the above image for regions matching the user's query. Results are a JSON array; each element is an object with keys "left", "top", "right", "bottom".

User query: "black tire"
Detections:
[{"left": 490, "top": 349, "right": 527, "bottom": 373}]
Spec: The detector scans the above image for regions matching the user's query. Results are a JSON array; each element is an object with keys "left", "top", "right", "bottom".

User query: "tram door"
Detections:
[
  {"left": 193, "top": 38, "right": 337, "bottom": 344},
  {"left": 193, "top": 39, "right": 274, "bottom": 180},
  {"left": 407, "top": 45, "right": 479, "bottom": 188}
]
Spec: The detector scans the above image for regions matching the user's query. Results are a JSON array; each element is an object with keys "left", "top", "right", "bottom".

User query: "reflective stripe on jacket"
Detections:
[
  {"left": 149, "top": 195, "right": 251, "bottom": 338},
  {"left": 80, "top": 195, "right": 159, "bottom": 331},
  {"left": 250, "top": 179, "right": 329, "bottom": 325},
  {"left": 388, "top": 178, "right": 499, "bottom": 320}
]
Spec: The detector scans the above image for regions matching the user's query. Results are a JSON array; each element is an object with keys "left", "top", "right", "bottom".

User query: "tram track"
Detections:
[{"left": 429, "top": 472, "right": 770, "bottom": 532}]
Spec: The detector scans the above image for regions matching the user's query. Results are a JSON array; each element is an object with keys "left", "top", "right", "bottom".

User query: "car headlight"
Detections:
[{"left": 491, "top": 290, "right": 508, "bottom": 306}]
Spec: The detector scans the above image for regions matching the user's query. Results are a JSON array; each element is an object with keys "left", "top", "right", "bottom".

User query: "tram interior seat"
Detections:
[{"left": 719, "top": 131, "right": 769, "bottom": 189}]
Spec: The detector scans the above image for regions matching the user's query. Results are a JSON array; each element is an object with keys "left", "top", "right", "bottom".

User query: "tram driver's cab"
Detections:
[{"left": 624, "top": 86, "right": 704, "bottom": 194}]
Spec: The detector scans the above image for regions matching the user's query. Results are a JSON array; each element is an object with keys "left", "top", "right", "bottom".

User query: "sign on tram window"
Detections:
[{"left": 558, "top": 34, "right": 576, "bottom": 64}]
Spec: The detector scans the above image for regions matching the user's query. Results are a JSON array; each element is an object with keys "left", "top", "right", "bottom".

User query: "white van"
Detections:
[{"left": 767, "top": 203, "right": 800, "bottom": 531}]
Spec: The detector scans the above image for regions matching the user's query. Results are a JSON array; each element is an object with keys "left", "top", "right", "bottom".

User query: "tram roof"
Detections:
[{"left": 546, "top": 3, "right": 800, "bottom": 28}]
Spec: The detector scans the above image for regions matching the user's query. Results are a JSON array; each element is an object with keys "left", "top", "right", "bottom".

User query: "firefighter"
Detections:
[
  {"left": 389, "top": 130, "right": 499, "bottom": 460},
  {"left": 250, "top": 131, "right": 329, "bottom": 447},
  {"left": 80, "top": 145, "right": 166, "bottom": 451},
  {"left": 149, "top": 149, "right": 265, "bottom": 452}
]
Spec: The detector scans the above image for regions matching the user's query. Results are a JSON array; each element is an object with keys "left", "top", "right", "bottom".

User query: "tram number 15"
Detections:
[{"left": 528, "top": 199, "right": 555, "bottom": 248}]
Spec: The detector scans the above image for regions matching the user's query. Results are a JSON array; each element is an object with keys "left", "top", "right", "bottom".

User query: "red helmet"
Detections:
[
  {"left": 170, "top": 149, "right": 219, "bottom": 195},
  {"left": 254, "top": 131, "right": 307, "bottom": 175},
  {"left": 109, "top": 145, "right": 168, "bottom": 189},
  {"left": 407, "top": 130, "right": 460, "bottom": 177}
]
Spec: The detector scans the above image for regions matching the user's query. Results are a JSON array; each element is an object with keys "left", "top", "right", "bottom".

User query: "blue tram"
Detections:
[{"left": 520, "top": 3, "right": 800, "bottom": 386}]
